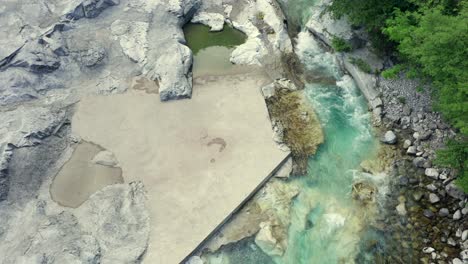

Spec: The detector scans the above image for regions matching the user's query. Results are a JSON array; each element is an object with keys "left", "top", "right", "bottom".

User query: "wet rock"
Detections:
[
  {"left": 382, "top": 130, "right": 397, "bottom": 144},
  {"left": 429, "top": 193, "right": 440, "bottom": 204},
  {"left": 439, "top": 208, "right": 449, "bottom": 217},
  {"left": 425, "top": 168, "right": 439, "bottom": 179},
  {"left": 255, "top": 221, "right": 284, "bottom": 257},
  {"left": 453, "top": 210, "right": 462, "bottom": 220},
  {"left": 186, "top": 256, "right": 204, "bottom": 264}
]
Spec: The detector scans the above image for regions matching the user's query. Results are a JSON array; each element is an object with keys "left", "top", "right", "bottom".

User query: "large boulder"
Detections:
[
  {"left": 155, "top": 43, "right": 193, "bottom": 101},
  {"left": 381, "top": 131, "right": 397, "bottom": 145}
]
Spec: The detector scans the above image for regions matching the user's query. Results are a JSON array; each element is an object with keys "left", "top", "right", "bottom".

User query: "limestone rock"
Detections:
[
  {"left": 192, "top": 12, "right": 225, "bottom": 31},
  {"left": 396, "top": 202, "right": 407, "bottom": 216},
  {"left": 155, "top": 43, "right": 193, "bottom": 101},
  {"left": 111, "top": 20, "right": 149, "bottom": 64},
  {"left": 0, "top": 182, "right": 149, "bottom": 263},
  {"left": 407, "top": 146, "right": 417, "bottom": 155},
  {"left": 403, "top": 139, "right": 412, "bottom": 149},
  {"left": 274, "top": 157, "right": 292, "bottom": 178}
]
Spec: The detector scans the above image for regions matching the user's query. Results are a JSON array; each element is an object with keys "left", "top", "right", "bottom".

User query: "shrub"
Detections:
[
  {"left": 331, "top": 36, "right": 352, "bottom": 52},
  {"left": 349, "top": 57, "right": 372, "bottom": 73},
  {"left": 398, "top": 96, "right": 406, "bottom": 104},
  {"left": 382, "top": 65, "right": 403, "bottom": 79}
]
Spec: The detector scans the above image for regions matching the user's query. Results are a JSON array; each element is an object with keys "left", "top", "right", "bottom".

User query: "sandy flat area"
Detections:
[{"left": 71, "top": 71, "right": 289, "bottom": 263}]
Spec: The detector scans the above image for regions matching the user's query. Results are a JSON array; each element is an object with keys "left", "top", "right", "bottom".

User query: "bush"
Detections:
[
  {"left": 397, "top": 96, "right": 406, "bottom": 104},
  {"left": 382, "top": 65, "right": 403, "bottom": 79},
  {"left": 434, "top": 138, "right": 468, "bottom": 193},
  {"left": 256, "top": 12, "right": 265, "bottom": 21},
  {"left": 331, "top": 36, "right": 352, "bottom": 52},
  {"left": 349, "top": 57, "right": 372, "bottom": 73}
]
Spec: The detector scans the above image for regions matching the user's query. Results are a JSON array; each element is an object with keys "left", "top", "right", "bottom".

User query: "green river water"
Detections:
[{"left": 184, "top": 14, "right": 389, "bottom": 264}]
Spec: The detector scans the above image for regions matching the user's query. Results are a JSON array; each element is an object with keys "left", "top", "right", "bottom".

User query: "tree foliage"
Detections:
[{"left": 329, "top": 0, "right": 468, "bottom": 191}]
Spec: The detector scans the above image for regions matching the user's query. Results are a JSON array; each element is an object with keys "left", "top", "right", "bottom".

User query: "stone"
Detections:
[
  {"left": 407, "top": 146, "right": 417, "bottom": 155},
  {"left": 429, "top": 193, "right": 440, "bottom": 203},
  {"left": 403, "top": 139, "right": 412, "bottom": 149},
  {"left": 447, "top": 238, "right": 456, "bottom": 246},
  {"left": 419, "top": 131, "right": 432, "bottom": 141},
  {"left": 423, "top": 247, "right": 435, "bottom": 254},
  {"left": 381, "top": 130, "right": 397, "bottom": 144},
  {"left": 426, "top": 184, "right": 437, "bottom": 192},
  {"left": 446, "top": 182, "right": 465, "bottom": 200},
  {"left": 453, "top": 210, "right": 462, "bottom": 220},
  {"left": 452, "top": 258, "right": 463, "bottom": 264},
  {"left": 425, "top": 168, "right": 439, "bottom": 179},
  {"left": 460, "top": 250, "right": 468, "bottom": 261},
  {"left": 413, "top": 191, "right": 424, "bottom": 201},
  {"left": 423, "top": 209, "right": 434, "bottom": 219},
  {"left": 413, "top": 157, "right": 426, "bottom": 168},
  {"left": 255, "top": 222, "right": 284, "bottom": 257},
  {"left": 462, "top": 230, "right": 468, "bottom": 241},
  {"left": 396, "top": 202, "right": 407, "bottom": 216},
  {"left": 92, "top": 150, "right": 119, "bottom": 167},
  {"left": 439, "top": 208, "right": 449, "bottom": 217}
]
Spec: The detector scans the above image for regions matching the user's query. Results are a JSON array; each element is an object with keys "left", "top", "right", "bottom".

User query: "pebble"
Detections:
[
  {"left": 462, "top": 230, "right": 467, "bottom": 241},
  {"left": 396, "top": 203, "right": 407, "bottom": 216},
  {"left": 413, "top": 157, "right": 426, "bottom": 168},
  {"left": 427, "top": 184, "right": 437, "bottom": 191},
  {"left": 413, "top": 191, "right": 424, "bottom": 201},
  {"left": 461, "top": 250, "right": 468, "bottom": 261},
  {"left": 452, "top": 258, "right": 463, "bottom": 264},
  {"left": 453, "top": 210, "right": 461, "bottom": 220},
  {"left": 462, "top": 208, "right": 468, "bottom": 215},
  {"left": 429, "top": 193, "right": 440, "bottom": 203}
]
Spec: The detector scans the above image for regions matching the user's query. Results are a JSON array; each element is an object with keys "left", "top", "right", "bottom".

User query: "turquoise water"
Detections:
[{"left": 204, "top": 29, "right": 384, "bottom": 263}]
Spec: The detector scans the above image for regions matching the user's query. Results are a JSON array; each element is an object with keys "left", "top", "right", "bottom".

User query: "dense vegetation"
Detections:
[{"left": 329, "top": 0, "right": 468, "bottom": 191}]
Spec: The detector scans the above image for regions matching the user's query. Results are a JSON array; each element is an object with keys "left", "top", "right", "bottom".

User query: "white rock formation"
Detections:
[{"left": 192, "top": 12, "right": 225, "bottom": 31}]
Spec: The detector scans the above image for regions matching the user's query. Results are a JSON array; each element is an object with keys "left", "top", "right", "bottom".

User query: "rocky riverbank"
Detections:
[{"left": 303, "top": 0, "right": 467, "bottom": 263}]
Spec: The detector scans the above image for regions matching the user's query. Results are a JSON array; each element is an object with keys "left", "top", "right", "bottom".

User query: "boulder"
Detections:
[
  {"left": 439, "top": 208, "right": 449, "bottom": 217},
  {"left": 446, "top": 182, "right": 465, "bottom": 200},
  {"left": 381, "top": 131, "right": 397, "bottom": 144},
  {"left": 274, "top": 157, "right": 292, "bottom": 178},
  {"left": 156, "top": 43, "right": 193, "bottom": 101},
  {"left": 191, "top": 12, "right": 225, "bottom": 31}
]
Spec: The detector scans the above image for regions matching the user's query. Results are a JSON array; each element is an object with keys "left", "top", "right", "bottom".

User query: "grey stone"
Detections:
[
  {"left": 452, "top": 258, "right": 463, "bottom": 264},
  {"left": 403, "top": 139, "right": 412, "bottom": 149},
  {"left": 453, "top": 210, "right": 462, "bottom": 220},
  {"left": 446, "top": 182, "right": 466, "bottom": 200},
  {"left": 423, "top": 209, "right": 434, "bottom": 218},
  {"left": 423, "top": 247, "right": 435, "bottom": 253},
  {"left": 413, "top": 157, "right": 426, "bottom": 168},
  {"left": 461, "top": 250, "right": 468, "bottom": 261},
  {"left": 462, "top": 230, "right": 468, "bottom": 241},
  {"left": 381, "top": 130, "right": 397, "bottom": 144},
  {"left": 447, "top": 237, "right": 456, "bottom": 246},
  {"left": 439, "top": 208, "right": 449, "bottom": 217},
  {"left": 425, "top": 168, "right": 439, "bottom": 179},
  {"left": 429, "top": 193, "right": 440, "bottom": 204},
  {"left": 407, "top": 146, "right": 417, "bottom": 155}
]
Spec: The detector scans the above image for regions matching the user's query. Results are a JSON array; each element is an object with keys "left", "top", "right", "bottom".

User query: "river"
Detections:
[{"left": 200, "top": 12, "right": 390, "bottom": 264}]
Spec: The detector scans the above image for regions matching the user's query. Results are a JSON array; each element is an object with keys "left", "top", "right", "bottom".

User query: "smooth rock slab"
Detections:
[{"left": 72, "top": 71, "right": 289, "bottom": 263}]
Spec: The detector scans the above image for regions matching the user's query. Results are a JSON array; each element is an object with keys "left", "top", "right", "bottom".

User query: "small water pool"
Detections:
[{"left": 183, "top": 23, "right": 248, "bottom": 77}]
